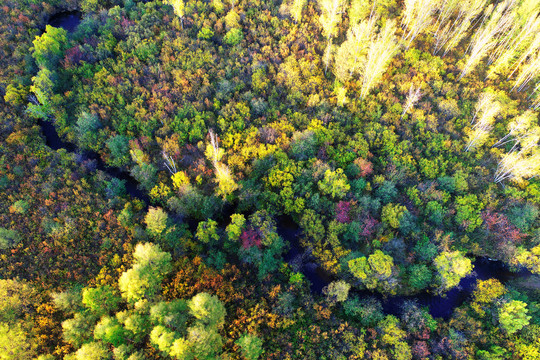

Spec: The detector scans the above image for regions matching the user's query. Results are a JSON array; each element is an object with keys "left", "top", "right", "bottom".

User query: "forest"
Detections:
[{"left": 0, "top": 0, "right": 539, "bottom": 358}]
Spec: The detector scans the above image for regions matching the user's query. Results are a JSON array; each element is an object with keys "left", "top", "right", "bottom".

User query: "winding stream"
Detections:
[{"left": 42, "top": 12, "right": 532, "bottom": 320}]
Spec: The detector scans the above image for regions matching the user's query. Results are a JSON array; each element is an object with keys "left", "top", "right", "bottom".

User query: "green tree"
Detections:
[
  {"left": 455, "top": 194, "right": 484, "bottom": 232},
  {"left": 196, "top": 219, "right": 219, "bottom": 244},
  {"left": 348, "top": 250, "right": 396, "bottom": 292},
  {"left": 381, "top": 203, "right": 408, "bottom": 229},
  {"left": 149, "top": 300, "right": 189, "bottom": 331},
  {"left": 0, "top": 322, "right": 37, "bottom": 360},
  {"left": 32, "top": 25, "right": 68, "bottom": 69},
  {"left": 407, "top": 264, "right": 432, "bottom": 291},
  {"left": 226, "top": 214, "right": 246, "bottom": 242},
  {"left": 433, "top": 251, "right": 473, "bottom": 290},
  {"left": 118, "top": 243, "right": 172, "bottom": 304},
  {"left": 74, "top": 342, "right": 111, "bottom": 360},
  {"left": 93, "top": 316, "right": 126, "bottom": 347},
  {"left": 188, "top": 293, "right": 226, "bottom": 328},
  {"left": 145, "top": 207, "right": 169, "bottom": 237},
  {"left": 0, "top": 280, "right": 35, "bottom": 323},
  {"left": 106, "top": 135, "right": 130, "bottom": 167},
  {"left": 318, "top": 168, "right": 350, "bottom": 199},
  {"left": 498, "top": 300, "right": 531, "bottom": 335},
  {"left": 82, "top": 286, "right": 121, "bottom": 316},
  {"left": 0, "top": 228, "right": 21, "bottom": 250},
  {"left": 236, "top": 333, "right": 263, "bottom": 360},
  {"left": 62, "top": 313, "right": 96, "bottom": 347}
]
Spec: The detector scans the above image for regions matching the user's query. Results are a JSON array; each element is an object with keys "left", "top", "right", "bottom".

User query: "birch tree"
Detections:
[
  {"left": 401, "top": 0, "right": 438, "bottom": 49},
  {"left": 401, "top": 85, "right": 422, "bottom": 119},
  {"left": 487, "top": 11, "right": 540, "bottom": 80},
  {"left": 465, "top": 92, "right": 501, "bottom": 151},
  {"left": 318, "top": 0, "right": 346, "bottom": 41},
  {"left": 532, "top": 83, "right": 540, "bottom": 110},
  {"left": 333, "top": 18, "right": 376, "bottom": 82},
  {"left": 492, "top": 110, "right": 537, "bottom": 148},
  {"left": 290, "top": 0, "right": 307, "bottom": 23},
  {"left": 360, "top": 19, "right": 399, "bottom": 98},
  {"left": 459, "top": 1, "right": 517, "bottom": 79},
  {"left": 494, "top": 127, "right": 540, "bottom": 184},
  {"left": 432, "top": 0, "right": 488, "bottom": 56},
  {"left": 165, "top": 0, "right": 185, "bottom": 28},
  {"left": 206, "top": 130, "right": 238, "bottom": 199}
]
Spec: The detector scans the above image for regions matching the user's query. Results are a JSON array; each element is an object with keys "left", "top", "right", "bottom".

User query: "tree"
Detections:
[
  {"left": 323, "top": 280, "right": 351, "bottom": 303},
  {"left": 145, "top": 207, "right": 169, "bottom": 237},
  {"left": 94, "top": 316, "right": 126, "bottom": 347},
  {"left": 206, "top": 130, "right": 238, "bottom": 199},
  {"left": 433, "top": 0, "right": 488, "bottom": 56},
  {"left": 150, "top": 300, "right": 189, "bottom": 331},
  {"left": 226, "top": 214, "right": 246, "bottom": 242},
  {"left": 333, "top": 18, "right": 375, "bottom": 82},
  {"left": 459, "top": 2, "right": 516, "bottom": 79},
  {"left": 360, "top": 19, "right": 399, "bottom": 98},
  {"left": 401, "top": 0, "right": 437, "bottom": 49},
  {"left": 27, "top": 68, "right": 55, "bottom": 119},
  {"left": 62, "top": 313, "right": 96, "bottom": 347},
  {"left": 471, "top": 279, "right": 506, "bottom": 315},
  {"left": 317, "top": 0, "right": 346, "bottom": 40},
  {"left": 75, "top": 112, "right": 101, "bottom": 149},
  {"left": 512, "top": 245, "right": 540, "bottom": 274},
  {"left": 165, "top": 0, "right": 185, "bottom": 27},
  {"left": 290, "top": 0, "right": 307, "bottom": 23},
  {"left": 433, "top": 251, "right": 473, "bottom": 290},
  {"left": 187, "top": 325, "right": 223, "bottom": 359},
  {"left": 118, "top": 243, "right": 172, "bottom": 304},
  {"left": 0, "top": 280, "right": 34, "bottom": 323},
  {"left": 407, "top": 264, "right": 432, "bottom": 291},
  {"left": 401, "top": 85, "right": 422, "bottom": 119},
  {"left": 465, "top": 92, "right": 501, "bottom": 151},
  {"left": 82, "top": 286, "right": 121, "bottom": 316},
  {"left": 381, "top": 203, "right": 408, "bottom": 229},
  {"left": 196, "top": 219, "right": 219, "bottom": 244},
  {"left": 455, "top": 194, "right": 484, "bottom": 232},
  {"left": 348, "top": 250, "right": 396, "bottom": 292},
  {"left": 0, "top": 322, "right": 37, "bottom": 360},
  {"left": 74, "top": 342, "right": 111, "bottom": 360},
  {"left": 188, "top": 293, "right": 226, "bottom": 328},
  {"left": 498, "top": 300, "right": 531, "bottom": 334},
  {"left": 32, "top": 25, "right": 68, "bottom": 69},
  {"left": 106, "top": 135, "right": 130, "bottom": 167},
  {"left": 236, "top": 333, "right": 263, "bottom": 360},
  {"left": 318, "top": 168, "right": 350, "bottom": 199},
  {"left": 150, "top": 325, "right": 178, "bottom": 354},
  {"left": 0, "top": 228, "right": 21, "bottom": 250}
]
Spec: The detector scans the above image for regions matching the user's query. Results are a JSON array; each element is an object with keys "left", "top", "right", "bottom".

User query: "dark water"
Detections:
[
  {"left": 48, "top": 11, "right": 81, "bottom": 32},
  {"left": 279, "top": 216, "right": 530, "bottom": 319},
  {"left": 39, "top": 119, "right": 149, "bottom": 204},
  {"left": 41, "top": 13, "right": 532, "bottom": 320}
]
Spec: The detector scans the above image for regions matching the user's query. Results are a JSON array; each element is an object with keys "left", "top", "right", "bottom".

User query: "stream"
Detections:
[{"left": 42, "top": 12, "right": 532, "bottom": 320}]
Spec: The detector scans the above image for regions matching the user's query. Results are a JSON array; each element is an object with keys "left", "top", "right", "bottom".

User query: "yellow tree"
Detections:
[
  {"left": 290, "top": 0, "right": 307, "bottom": 23},
  {"left": 165, "top": 0, "right": 185, "bottom": 28},
  {"left": 318, "top": 0, "right": 346, "bottom": 41}
]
